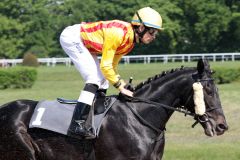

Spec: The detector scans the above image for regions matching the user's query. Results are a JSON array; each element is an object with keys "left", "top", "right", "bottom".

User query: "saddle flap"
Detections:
[
  {"left": 29, "top": 96, "right": 117, "bottom": 139},
  {"left": 29, "top": 100, "right": 75, "bottom": 135}
]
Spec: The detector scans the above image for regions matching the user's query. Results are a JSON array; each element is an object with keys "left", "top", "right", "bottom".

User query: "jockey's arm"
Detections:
[
  {"left": 100, "top": 29, "right": 122, "bottom": 86},
  {"left": 100, "top": 32, "right": 133, "bottom": 96},
  {"left": 100, "top": 52, "right": 133, "bottom": 97},
  {"left": 100, "top": 49, "right": 120, "bottom": 86},
  {"left": 112, "top": 54, "right": 122, "bottom": 78}
]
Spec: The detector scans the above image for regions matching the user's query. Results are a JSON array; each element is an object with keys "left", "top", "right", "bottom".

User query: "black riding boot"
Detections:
[
  {"left": 96, "top": 89, "right": 107, "bottom": 98},
  {"left": 68, "top": 83, "right": 98, "bottom": 138},
  {"left": 68, "top": 102, "right": 95, "bottom": 138}
]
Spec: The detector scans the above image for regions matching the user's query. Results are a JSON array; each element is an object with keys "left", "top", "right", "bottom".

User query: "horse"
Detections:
[{"left": 0, "top": 59, "right": 228, "bottom": 160}]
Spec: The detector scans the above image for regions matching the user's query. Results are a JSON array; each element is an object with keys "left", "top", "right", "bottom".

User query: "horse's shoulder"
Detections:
[{"left": 104, "top": 99, "right": 132, "bottom": 121}]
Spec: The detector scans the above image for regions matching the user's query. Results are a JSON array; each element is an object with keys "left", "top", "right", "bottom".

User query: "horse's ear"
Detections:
[{"left": 197, "top": 59, "right": 210, "bottom": 74}]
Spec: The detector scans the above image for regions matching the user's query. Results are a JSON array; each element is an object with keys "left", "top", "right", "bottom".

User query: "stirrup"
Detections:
[
  {"left": 70, "top": 121, "right": 95, "bottom": 139},
  {"left": 75, "top": 120, "right": 85, "bottom": 129}
]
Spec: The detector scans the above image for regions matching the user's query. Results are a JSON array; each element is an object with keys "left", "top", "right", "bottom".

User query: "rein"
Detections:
[
  {"left": 124, "top": 96, "right": 194, "bottom": 135},
  {"left": 124, "top": 77, "right": 218, "bottom": 134},
  {"left": 126, "top": 103, "right": 162, "bottom": 134},
  {"left": 130, "top": 97, "right": 195, "bottom": 117}
]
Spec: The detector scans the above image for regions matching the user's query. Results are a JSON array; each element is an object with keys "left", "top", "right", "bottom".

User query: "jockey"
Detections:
[{"left": 59, "top": 7, "right": 163, "bottom": 138}]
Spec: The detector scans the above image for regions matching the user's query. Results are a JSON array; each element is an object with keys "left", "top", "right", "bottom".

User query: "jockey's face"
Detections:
[{"left": 141, "top": 28, "right": 158, "bottom": 44}]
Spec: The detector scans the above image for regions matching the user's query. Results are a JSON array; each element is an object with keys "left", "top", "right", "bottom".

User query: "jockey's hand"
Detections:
[
  {"left": 124, "top": 83, "right": 135, "bottom": 92},
  {"left": 119, "top": 85, "right": 133, "bottom": 97}
]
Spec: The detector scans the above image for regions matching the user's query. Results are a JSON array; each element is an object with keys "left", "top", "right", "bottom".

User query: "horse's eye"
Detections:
[{"left": 205, "top": 85, "right": 213, "bottom": 96}]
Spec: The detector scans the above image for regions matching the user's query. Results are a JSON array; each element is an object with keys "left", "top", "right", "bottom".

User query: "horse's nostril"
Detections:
[{"left": 217, "top": 124, "right": 228, "bottom": 131}]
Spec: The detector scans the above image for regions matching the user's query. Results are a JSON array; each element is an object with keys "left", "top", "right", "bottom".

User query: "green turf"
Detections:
[{"left": 0, "top": 61, "right": 240, "bottom": 159}]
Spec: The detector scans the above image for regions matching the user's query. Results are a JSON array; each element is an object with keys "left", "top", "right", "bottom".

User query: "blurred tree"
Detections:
[
  {"left": 0, "top": 0, "right": 71, "bottom": 58},
  {"left": 0, "top": 0, "right": 239, "bottom": 58},
  {"left": 174, "top": 0, "right": 232, "bottom": 53},
  {"left": 0, "top": 14, "right": 24, "bottom": 58},
  {"left": 0, "top": 0, "right": 27, "bottom": 58},
  {"left": 22, "top": 0, "right": 70, "bottom": 58},
  {"left": 172, "top": 0, "right": 231, "bottom": 53},
  {"left": 217, "top": 0, "right": 240, "bottom": 52}
]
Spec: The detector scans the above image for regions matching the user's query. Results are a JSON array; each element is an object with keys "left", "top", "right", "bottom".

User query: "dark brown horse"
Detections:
[{"left": 0, "top": 59, "right": 228, "bottom": 160}]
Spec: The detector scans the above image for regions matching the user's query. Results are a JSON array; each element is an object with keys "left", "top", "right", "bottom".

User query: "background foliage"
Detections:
[
  {"left": 0, "top": 67, "right": 37, "bottom": 89},
  {"left": 22, "top": 52, "right": 39, "bottom": 67},
  {"left": 0, "top": 0, "right": 239, "bottom": 59},
  {"left": 214, "top": 68, "right": 240, "bottom": 84}
]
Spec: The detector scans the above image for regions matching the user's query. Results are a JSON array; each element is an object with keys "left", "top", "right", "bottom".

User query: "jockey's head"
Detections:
[{"left": 131, "top": 7, "right": 163, "bottom": 44}]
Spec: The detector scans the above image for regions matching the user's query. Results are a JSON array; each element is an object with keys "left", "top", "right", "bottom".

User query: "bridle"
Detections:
[
  {"left": 184, "top": 77, "right": 219, "bottom": 128},
  {"left": 125, "top": 75, "right": 219, "bottom": 135}
]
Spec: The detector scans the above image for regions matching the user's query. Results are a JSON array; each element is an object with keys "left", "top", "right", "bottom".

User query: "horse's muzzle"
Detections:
[{"left": 199, "top": 114, "right": 228, "bottom": 137}]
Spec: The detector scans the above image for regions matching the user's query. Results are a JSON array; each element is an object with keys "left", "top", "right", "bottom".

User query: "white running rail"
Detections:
[{"left": 1, "top": 53, "right": 240, "bottom": 67}]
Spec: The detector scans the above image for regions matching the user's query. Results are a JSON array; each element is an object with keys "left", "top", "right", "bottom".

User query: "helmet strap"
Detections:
[
  {"left": 134, "top": 25, "right": 149, "bottom": 43},
  {"left": 134, "top": 12, "right": 149, "bottom": 42}
]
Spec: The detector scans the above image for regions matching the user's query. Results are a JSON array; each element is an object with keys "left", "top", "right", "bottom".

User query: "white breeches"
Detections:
[{"left": 59, "top": 24, "right": 109, "bottom": 90}]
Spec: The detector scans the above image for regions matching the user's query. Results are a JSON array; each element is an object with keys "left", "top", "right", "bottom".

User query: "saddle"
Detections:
[{"left": 29, "top": 95, "right": 117, "bottom": 139}]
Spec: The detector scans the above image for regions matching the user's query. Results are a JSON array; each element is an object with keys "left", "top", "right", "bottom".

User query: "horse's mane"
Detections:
[{"left": 134, "top": 66, "right": 195, "bottom": 91}]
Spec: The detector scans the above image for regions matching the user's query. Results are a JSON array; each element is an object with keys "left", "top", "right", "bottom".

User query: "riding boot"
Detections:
[
  {"left": 68, "top": 83, "right": 99, "bottom": 139},
  {"left": 96, "top": 89, "right": 107, "bottom": 98},
  {"left": 68, "top": 102, "right": 95, "bottom": 138}
]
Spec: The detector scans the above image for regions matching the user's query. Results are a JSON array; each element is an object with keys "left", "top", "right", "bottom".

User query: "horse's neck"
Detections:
[
  {"left": 134, "top": 70, "right": 193, "bottom": 100},
  {"left": 133, "top": 69, "right": 194, "bottom": 129}
]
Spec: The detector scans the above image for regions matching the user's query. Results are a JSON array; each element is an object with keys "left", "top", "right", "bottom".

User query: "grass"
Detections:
[
  {"left": 0, "top": 61, "right": 240, "bottom": 159},
  {"left": 163, "top": 82, "right": 240, "bottom": 160},
  {"left": 164, "top": 142, "right": 240, "bottom": 160}
]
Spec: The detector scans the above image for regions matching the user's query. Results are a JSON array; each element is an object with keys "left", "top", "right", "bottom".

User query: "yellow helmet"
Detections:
[{"left": 131, "top": 7, "right": 163, "bottom": 30}]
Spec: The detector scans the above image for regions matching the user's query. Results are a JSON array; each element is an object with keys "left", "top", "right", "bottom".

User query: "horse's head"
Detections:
[
  {"left": 189, "top": 59, "right": 228, "bottom": 137},
  {"left": 133, "top": 59, "right": 228, "bottom": 137}
]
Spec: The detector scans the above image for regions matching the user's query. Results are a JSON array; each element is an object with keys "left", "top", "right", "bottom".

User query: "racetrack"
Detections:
[{"left": 0, "top": 62, "right": 239, "bottom": 159}]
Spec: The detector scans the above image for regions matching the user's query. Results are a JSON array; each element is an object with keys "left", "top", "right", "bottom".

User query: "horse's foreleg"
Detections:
[{"left": 15, "top": 129, "right": 40, "bottom": 160}]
